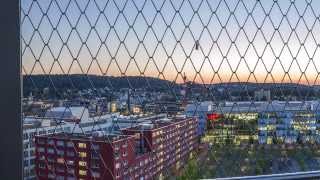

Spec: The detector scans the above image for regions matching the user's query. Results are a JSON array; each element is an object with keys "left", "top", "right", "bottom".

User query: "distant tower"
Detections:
[
  {"left": 181, "top": 73, "right": 189, "bottom": 108},
  {"left": 127, "top": 89, "right": 131, "bottom": 114}
]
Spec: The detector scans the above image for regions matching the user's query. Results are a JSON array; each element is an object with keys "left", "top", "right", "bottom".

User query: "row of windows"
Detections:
[
  {"left": 151, "top": 119, "right": 196, "bottom": 138},
  {"left": 40, "top": 169, "right": 99, "bottom": 178},
  {"left": 113, "top": 142, "right": 128, "bottom": 151},
  {"left": 37, "top": 140, "right": 100, "bottom": 150},
  {"left": 38, "top": 172, "right": 78, "bottom": 180},
  {"left": 37, "top": 147, "right": 75, "bottom": 157},
  {"left": 114, "top": 150, "right": 127, "bottom": 159},
  {"left": 113, "top": 148, "right": 193, "bottom": 179},
  {"left": 23, "top": 168, "right": 36, "bottom": 178},
  {"left": 24, "top": 127, "right": 71, "bottom": 140},
  {"left": 152, "top": 131, "right": 195, "bottom": 147},
  {"left": 38, "top": 160, "right": 91, "bottom": 169},
  {"left": 23, "top": 141, "right": 35, "bottom": 149}
]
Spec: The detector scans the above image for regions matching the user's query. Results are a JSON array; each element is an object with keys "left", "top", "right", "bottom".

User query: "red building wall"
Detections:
[{"left": 35, "top": 118, "right": 198, "bottom": 180}]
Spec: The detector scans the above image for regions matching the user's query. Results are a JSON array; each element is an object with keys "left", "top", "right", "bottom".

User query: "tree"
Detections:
[{"left": 177, "top": 159, "right": 201, "bottom": 180}]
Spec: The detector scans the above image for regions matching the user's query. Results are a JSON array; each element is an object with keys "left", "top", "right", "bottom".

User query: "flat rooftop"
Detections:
[
  {"left": 38, "top": 132, "right": 132, "bottom": 142},
  {"left": 122, "top": 116, "right": 193, "bottom": 132}
]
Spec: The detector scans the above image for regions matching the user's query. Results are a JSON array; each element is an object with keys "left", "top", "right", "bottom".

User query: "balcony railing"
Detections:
[{"left": 18, "top": 0, "right": 320, "bottom": 179}]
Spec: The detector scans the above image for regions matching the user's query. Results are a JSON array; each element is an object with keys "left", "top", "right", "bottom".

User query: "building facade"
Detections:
[
  {"left": 185, "top": 101, "right": 214, "bottom": 136},
  {"left": 202, "top": 101, "right": 320, "bottom": 145},
  {"left": 23, "top": 124, "right": 73, "bottom": 180},
  {"left": 35, "top": 117, "right": 198, "bottom": 179}
]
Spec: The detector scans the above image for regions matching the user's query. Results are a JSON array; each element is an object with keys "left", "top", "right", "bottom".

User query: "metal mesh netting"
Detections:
[{"left": 21, "top": 0, "right": 320, "bottom": 179}]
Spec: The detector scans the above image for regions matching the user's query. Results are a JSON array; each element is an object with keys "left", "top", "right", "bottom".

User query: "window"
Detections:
[
  {"left": 39, "top": 163, "right": 46, "bottom": 169},
  {"left": 91, "top": 161, "right": 99, "bottom": 168},
  {"left": 67, "top": 160, "right": 74, "bottom": 165},
  {"left": 48, "top": 129, "right": 54, "bottom": 134},
  {"left": 57, "top": 167, "right": 65, "bottom": 173},
  {"left": 57, "top": 158, "right": 64, "bottom": 164},
  {"left": 48, "top": 139, "right": 54, "bottom": 145},
  {"left": 114, "top": 144, "right": 119, "bottom": 150},
  {"left": 39, "top": 155, "right": 45, "bottom": 160},
  {"left": 23, "top": 133, "right": 28, "bottom": 140},
  {"left": 23, "top": 150, "right": 28, "bottom": 157},
  {"left": 79, "top": 152, "right": 87, "bottom": 158},
  {"left": 92, "top": 152, "right": 99, "bottom": 159},
  {"left": 57, "top": 150, "right": 64, "bottom": 156},
  {"left": 91, "top": 144, "right": 100, "bottom": 150},
  {"left": 92, "top": 172, "right": 100, "bottom": 178},
  {"left": 30, "top": 132, "right": 36, "bottom": 138},
  {"left": 67, "top": 151, "right": 75, "bottom": 157},
  {"left": 114, "top": 152, "right": 119, "bottom": 159},
  {"left": 37, "top": 147, "right": 45, "bottom": 153},
  {"left": 47, "top": 165, "right": 53, "bottom": 170},
  {"left": 47, "top": 148, "right": 55, "bottom": 154},
  {"left": 122, "top": 142, "right": 127, "bottom": 148},
  {"left": 67, "top": 142, "right": 74, "bottom": 147},
  {"left": 47, "top": 157, "right": 54, "bottom": 163},
  {"left": 48, "top": 174, "right": 55, "bottom": 178},
  {"left": 79, "top": 170, "right": 87, "bottom": 176},
  {"left": 78, "top": 143, "right": 87, "bottom": 148},
  {"left": 30, "top": 169, "right": 35, "bottom": 176},
  {"left": 23, "top": 143, "right": 28, "bottom": 149},
  {"left": 30, "top": 140, "right": 35, "bottom": 148},
  {"left": 67, "top": 169, "right": 75, "bottom": 174},
  {"left": 57, "top": 141, "right": 64, "bottom": 147},
  {"left": 116, "top": 171, "right": 121, "bottom": 178},
  {"left": 57, "top": 176, "right": 64, "bottom": 180},
  {"left": 115, "top": 163, "right": 120, "bottom": 169},
  {"left": 30, "top": 150, "right": 35, "bottom": 156},
  {"left": 38, "top": 139, "right": 45, "bottom": 145},
  {"left": 79, "top": 161, "right": 87, "bottom": 167},
  {"left": 39, "top": 171, "right": 46, "bottom": 177}
]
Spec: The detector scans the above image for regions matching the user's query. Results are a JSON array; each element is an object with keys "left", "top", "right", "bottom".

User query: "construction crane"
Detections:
[{"left": 181, "top": 73, "right": 190, "bottom": 109}]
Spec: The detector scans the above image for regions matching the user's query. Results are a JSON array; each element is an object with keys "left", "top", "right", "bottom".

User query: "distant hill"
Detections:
[
  {"left": 208, "top": 82, "right": 314, "bottom": 90},
  {"left": 23, "top": 75, "right": 319, "bottom": 100},
  {"left": 23, "top": 74, "right": 176, "bottom": 96}
]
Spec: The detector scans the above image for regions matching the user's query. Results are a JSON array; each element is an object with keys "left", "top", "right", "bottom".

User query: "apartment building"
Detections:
[
  {"left": 23, "top": 119, "right": 73, "bottom": 180},
  {"left": 23, "top": 106, "right": 115, "bottom": 180},
  {"left": 35, "top": 117, "right": 198, "bottom": 179}
]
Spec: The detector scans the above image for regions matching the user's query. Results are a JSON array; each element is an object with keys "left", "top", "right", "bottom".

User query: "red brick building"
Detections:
[{"left": 35, "top": 117, "right": 198, "bottom": 180}]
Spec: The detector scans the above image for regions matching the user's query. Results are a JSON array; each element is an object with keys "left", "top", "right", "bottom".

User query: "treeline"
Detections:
[
  {"left": 23, "top": 74, "right": 175, "bottom": 97},
  {"left": 23, "top": 74, "right": 320, "bottom": 101}
]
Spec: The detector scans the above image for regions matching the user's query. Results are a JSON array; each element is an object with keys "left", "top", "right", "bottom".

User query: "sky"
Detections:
[{"left": 21, "top": 0, "right": 320, "bottom": 84}]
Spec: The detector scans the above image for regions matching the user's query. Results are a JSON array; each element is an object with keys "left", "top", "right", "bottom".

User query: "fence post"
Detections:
[{"left": 0, "top": 0, "right": 22, "bottom": 179}]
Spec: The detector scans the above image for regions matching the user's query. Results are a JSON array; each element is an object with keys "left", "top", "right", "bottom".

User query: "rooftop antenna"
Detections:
[{"left": 127, "top": 88, "right": 131, "bottom": 115}]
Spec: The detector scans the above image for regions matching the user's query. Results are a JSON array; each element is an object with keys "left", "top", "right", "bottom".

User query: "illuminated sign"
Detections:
[{"left": 207, "top": 113, "right": 221, "bottom": 121}]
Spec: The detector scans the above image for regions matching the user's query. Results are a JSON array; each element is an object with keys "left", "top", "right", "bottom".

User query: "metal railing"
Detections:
[
  {"left": 216, "top": 170, "right": 320, "bottom": 180},
  {"left": 20, "top": 0, "right": 320, "bottom": 179}
]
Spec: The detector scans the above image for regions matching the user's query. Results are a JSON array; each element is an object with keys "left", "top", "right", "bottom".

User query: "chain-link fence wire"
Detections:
[{"left": 21, "top": 0, "right": 320, "bottom": 179}]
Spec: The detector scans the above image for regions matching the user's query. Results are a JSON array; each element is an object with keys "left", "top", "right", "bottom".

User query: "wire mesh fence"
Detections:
[{"left": 21, "top": 0, "right": 320, "bottom": 179}]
